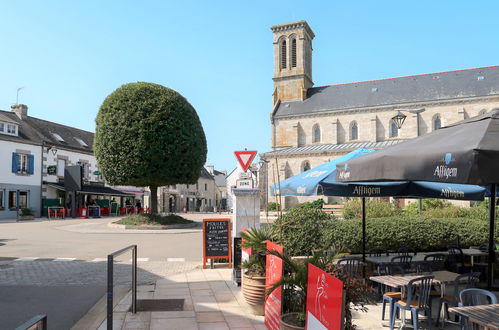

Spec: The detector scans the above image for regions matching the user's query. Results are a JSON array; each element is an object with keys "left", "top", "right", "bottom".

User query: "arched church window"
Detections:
[
  {"left": 350, "top": 121, "right": 358, "bottom": 140},
  {"left": 302, "top": 161, "right": 311, "bottom": 172},
  {"left": 312, "top": 124, "right": 321, "bottom": 143},
  {"left": 280, "top": 39, "right": 287, "bottom": 70},
  {"left": 433, "top": 115, "right": 441, "bottom": 131},
  {"left": 291, "top": 38, "right": 297, "bottom": 68},
  {"left": 390, "top": 120, "right": 398, "bottom": 138}
]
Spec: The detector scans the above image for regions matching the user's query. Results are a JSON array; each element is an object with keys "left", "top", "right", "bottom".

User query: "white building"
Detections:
[{"left": 226, "top": 164, "right": 258, "bottom": 211}]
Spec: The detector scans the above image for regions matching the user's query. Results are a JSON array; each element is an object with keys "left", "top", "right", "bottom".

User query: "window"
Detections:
[
  {"left": 51, "top": 132, "right": 65, "bottom": 142},
  {"left": 312, "top": 124, "right": 321, "bottom": 143},
  {"left": 8, "top": 191, "right": 16, "bottom": 209},
  {"left": 433, "top": 115, "right": 441, "bottom": 131},
  {"left": 7, "top": 124, "right": 16, "bottom": 134},
  {"left": 390, "top": 120, "right": 398, "bottom": 138},
  {"left": 12, "top": 153, "right": 34, "bottom": 175},
  {"left": 57, "top": 159, "right": 66, "bottom": 177},
  {"left": 350, "top": 122, "right": 358, "bottom": 140},
  {"left": 74, "top": 137, "right": 88, "bottom": 147},
  {"left": 302, "top": 161, "right": 311, "bottom": 172},
  {"left": 280, "top": 40, "right": 287, "bottom": 69},
  {"left": 0, "top": 123, "right": 4, "bottom": 132},
  {"left": 19, "top": 191, "right": 28, "bottom": 208},
  {"left": 291, "top": 38, "right": 297, "bottom": 68},
  {"left": 205, "top": 183, "right": 207, "bottom": 191},
  {"left": 0, "top": 189, "right": 4, "bottom": 209}
]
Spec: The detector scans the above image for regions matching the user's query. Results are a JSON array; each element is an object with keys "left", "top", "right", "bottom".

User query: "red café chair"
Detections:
[
  {"left": 145, "top": 208, "right": 150, "bottom": 214},
  {"left": 48, "top": 208, "right": 56, "bottom": 219},
  {"left": 56, "top": 208, "right": 65, "bottom": 218},
  {"left": 101, "top": 207, "right": 109, "bottom": 216},
  {"left": 139, "top": 207, "right": 144, "bottom": 214},
  {"left": 119, "top": 207, "right": 126, "bottom": 215}
]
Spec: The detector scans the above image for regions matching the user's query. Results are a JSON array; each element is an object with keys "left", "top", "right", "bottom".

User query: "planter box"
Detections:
[{"left": 17, "top": 215, "right": 35, "bottom": 221}]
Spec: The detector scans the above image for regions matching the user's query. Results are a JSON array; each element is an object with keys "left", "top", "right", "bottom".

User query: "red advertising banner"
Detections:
[
  {"left": 306, "top": 264, "right": 344, "bottom": 330},
  {"left": 264, "top": 241, "right": 283, "bottom": 330}
]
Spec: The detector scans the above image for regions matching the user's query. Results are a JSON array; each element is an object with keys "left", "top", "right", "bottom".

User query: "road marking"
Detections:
[
  {"left": 15, "top": 257, "right": 38, "bottom": 261},
  {"left": 167, "top": 258, "right": 185, "bottom": 262},
  {"left": 53, "top": 258, "right": 76, "bottom": 262},
  {"left": 129, "top": 258, "right": 149, "bottom": 262},
  {"left": 92, "top": 258, "right": 107, "bottom": 262}
]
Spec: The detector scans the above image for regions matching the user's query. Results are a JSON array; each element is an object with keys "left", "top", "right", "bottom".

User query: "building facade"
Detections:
[{"left": 260, "top": 21, "right": 499, "bottom": 208}]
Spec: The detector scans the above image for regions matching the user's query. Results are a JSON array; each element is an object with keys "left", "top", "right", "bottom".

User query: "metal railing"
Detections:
[
  {"left": 15, "top": 314, "right": 47, "bottom": 330},
  {"left": 107, "top": 245, "right": 137, "bottom": 330}
]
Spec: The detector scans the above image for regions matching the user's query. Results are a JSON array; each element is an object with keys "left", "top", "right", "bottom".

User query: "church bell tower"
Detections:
[{"left": 271, "top": 20, "right": 315, "bottom": 105}]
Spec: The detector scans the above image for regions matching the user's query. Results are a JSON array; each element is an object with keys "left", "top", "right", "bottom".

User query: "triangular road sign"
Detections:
[{"left": 234, "top": 150, "right": 257, "bottom": 172}]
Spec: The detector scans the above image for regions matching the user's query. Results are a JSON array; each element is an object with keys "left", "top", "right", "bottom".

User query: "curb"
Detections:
[
  {"left": 71, "top": 285, "right": 129, "bottom": 330},
  {"left": 107, "top": 222, "right": 197, "bottom": 230}
]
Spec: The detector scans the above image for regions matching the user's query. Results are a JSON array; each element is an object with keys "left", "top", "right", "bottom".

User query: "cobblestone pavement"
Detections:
[{"left": 0, "top": 259, "right": 200, "bottom": 286}]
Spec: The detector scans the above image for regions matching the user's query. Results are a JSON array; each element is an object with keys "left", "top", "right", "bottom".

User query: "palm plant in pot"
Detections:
[
  {"left": 266, "top": 250, "right": 340, "bottom": 330},
  {"left": 240, "top": 226, "right": 274, "bottom": 316}
]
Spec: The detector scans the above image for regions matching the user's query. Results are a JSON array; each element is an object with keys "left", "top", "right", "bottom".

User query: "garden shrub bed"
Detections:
[
  {"left": 324, "top": 216, "right": 499, "bottom": 253},
  {"left": 116, "top": 213, "right": 193, "bottom": 226}
]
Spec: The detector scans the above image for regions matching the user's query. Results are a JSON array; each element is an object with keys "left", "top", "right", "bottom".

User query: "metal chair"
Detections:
[
  {"left": 424, "top": 253, "right": 446, "bottom": 271},
  {"left": 397, "top": 247, "right": 417, "bottom": 256},
  {"left": 435, "top": 272, "right": 480, "bottom": 328},
  {"left": 337, "top": 257, "right": 363, "bottom": 278},
  {"left": 390, "top": 275, "right": 434, "bottom": 330},
  {"left": 447, "top": 247, "right": 472, "bottom": 273},
  {"left": 378, "top": 264, "right": 405, "bottom": 321},
  {"left": 369, "top": 248, "right": 388, "bottom": 257},
  {"left": 391, "top": 255, "right": 412, "bottom": 271},
  {"left": 416, "top": 261, "right": 434, "bottom": 274}
]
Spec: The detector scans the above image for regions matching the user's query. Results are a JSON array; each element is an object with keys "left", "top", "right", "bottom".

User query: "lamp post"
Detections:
[{"left": 391, "top": 108, "right": 426, "bottom": 214}]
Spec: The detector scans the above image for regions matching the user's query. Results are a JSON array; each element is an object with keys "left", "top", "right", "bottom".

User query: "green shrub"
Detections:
[
  {"left": 267, "top": 202, "right": 280, "bottom": 211},
  {"left": 343, "top": 199, "right": 402, "bottom": 220},
  {"left": 323, "top": 216, "right": 499, "bottom": 253},
  {"left": 404, "top": 199, "right": 452, "bottom": 215},
  {"left": 20, "top": 208, "right": 33, "bottom": 216},
  {"left": 116, "top": 214, "right": 193, "bottom": 226},
  {"left": 291, "top": 198, "right": 324, "bottom": 210},
  {"left": 271, "top": 207, "right": 334, "bottom": 256}
]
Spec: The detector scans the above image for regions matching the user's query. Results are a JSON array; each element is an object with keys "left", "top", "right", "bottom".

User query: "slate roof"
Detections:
[
  {"left": 200, "top": 167, "right": 215, "bottom": 180},
  {"left": 261, "top": 140, "right": 404, "bottom": 157},
  {"left": 0, "top": 109, "right": 94, "bottom": 153},
  {"left": 274, "top": 65, "right": 499, "bottom": 117}
]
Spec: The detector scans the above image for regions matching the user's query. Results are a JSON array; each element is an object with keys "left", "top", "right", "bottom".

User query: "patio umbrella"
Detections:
[
  {"left": 336, "top": 109, "right": 499, "bottom": 289},
  {"left": 270, "top": 148, "right": 490, "bottom": 264}
]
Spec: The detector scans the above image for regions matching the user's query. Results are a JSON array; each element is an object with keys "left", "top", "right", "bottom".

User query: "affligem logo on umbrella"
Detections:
[{"left": 434, "top": 153, "right": 458, "bottom": 179}]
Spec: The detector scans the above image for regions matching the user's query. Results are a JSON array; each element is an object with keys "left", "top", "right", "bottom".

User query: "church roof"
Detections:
[
  {"left": 274, "top": 65, "right": 499, "bottom": 118},
  {"left": 261, "top": 140, "right": 404, "bottom": 157}
]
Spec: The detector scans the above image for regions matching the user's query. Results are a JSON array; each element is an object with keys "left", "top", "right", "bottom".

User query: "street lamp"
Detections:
[
  {"left": 392, "top": 111, "right": 407, "bottom": 129},
  {"left": 391, "top": 108, "right": 425, "bottom": 136}
]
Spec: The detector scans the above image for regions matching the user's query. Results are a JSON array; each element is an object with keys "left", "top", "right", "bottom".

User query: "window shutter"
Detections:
[
  {"left": 16, "top": 190, "right": 20, "bottom": 209},
  {"left": 12, "top": 153, "right": 19, "bottom": 173},
  {"left": 28, "top": 155, "right": 35, "bottom": 174}
]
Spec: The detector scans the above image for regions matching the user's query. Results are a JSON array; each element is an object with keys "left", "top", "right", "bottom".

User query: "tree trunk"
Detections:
[{"left": 150, "top": 185, "right": 158, "bottom": 215}]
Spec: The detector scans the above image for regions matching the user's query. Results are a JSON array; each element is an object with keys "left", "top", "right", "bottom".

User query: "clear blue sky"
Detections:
[{"left": 1, "top": 1, "right": 498, "bottom": 171}]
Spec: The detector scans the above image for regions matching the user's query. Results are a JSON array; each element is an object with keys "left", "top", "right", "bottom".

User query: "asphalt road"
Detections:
[{"left": 0, "top": 213, "right": 221, "bottom": 329}]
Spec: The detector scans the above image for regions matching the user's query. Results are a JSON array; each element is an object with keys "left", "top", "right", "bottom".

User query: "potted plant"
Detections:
[
  {"left": 17, "top": 208, "right": 35, "bottom": 221},
  {"left": 240, "top": 226, "right": 274, "bottom": 316},
  {"left": 267, "top": 250, "right": 340, "bottom": 330},
  {"left": 267, "top": 248, "right": 375, "bottom": 330}
]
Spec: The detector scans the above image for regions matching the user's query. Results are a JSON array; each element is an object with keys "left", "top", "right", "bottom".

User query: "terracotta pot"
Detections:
[
  {"left": 242, "top": 273, "right": 266, "bottom": 315},
  {"left": 280, "top": 313, "right": 305, "bottom": 330}
]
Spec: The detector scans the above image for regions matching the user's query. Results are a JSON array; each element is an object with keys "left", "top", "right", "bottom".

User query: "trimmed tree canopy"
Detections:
[{"left": 94, "top": 82, "right": 207, "bottom": 187}]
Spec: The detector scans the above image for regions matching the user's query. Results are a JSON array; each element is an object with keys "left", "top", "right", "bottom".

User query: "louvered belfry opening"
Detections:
[
  {"left": 280, "top": 40, "right": 287, "bottom": 69},
  {"left": 291, "top": 38, "right": 297, "bottom": 68}
]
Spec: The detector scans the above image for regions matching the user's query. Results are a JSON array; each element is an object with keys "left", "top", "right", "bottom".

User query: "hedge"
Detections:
[{"left": 323, "top": 216, "right": 499, "bottom": 253}]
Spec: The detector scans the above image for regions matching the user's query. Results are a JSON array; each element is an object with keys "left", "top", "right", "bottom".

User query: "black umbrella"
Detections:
[{"left": 337, "top": 109, "right": 499, "bottom": 289}]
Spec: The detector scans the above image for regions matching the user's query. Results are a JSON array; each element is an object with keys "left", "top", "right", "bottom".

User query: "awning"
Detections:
[{"left": 43, "top": 182, "right": 134, "bottom": 197}]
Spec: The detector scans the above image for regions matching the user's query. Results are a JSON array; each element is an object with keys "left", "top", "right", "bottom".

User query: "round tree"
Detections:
[{"left": 94, "top": 82, "right": 207, "bottom": 214}]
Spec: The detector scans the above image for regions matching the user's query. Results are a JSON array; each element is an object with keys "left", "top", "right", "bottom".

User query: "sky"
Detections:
[{"left": 1, "top": 1, "right": 499, "bottom": 171}]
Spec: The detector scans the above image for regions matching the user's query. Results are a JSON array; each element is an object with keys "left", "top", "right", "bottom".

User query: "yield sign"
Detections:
[{"left": 234, "top": 150, "right": 257, "bottom": 172}]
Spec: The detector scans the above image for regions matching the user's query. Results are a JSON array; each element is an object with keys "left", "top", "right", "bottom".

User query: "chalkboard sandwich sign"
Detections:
[{"left": 202, "top": 218, "right": 232, "bottom": 269}]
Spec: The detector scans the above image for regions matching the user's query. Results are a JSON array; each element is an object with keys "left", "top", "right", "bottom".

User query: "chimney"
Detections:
[
  {"left": 206, "top": 165, "right": 215, "bottom": 175},
  {"left": 11, "top": 104, "right": 28, "bottom": 120}
]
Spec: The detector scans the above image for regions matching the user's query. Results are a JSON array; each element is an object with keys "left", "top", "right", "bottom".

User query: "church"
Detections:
[{"left": 260, "top": 20, "right": 499, "bottom": 208}]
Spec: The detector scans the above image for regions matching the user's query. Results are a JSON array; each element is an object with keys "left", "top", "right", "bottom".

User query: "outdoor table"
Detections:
[
  {"left": 448, "top": 304, "right": 499, "bottom": 330},
  {"left": 47, "top": 206, "right": 65, "bottom": 220},
  {"left": 369, "top": 270, "right": 460, "bottom": 298},
  {"left": 365, "top": 252, "right": 443, "bottom": 265},
  {"left": 461, "top": 248, "right": 488, "bottom": 266}
]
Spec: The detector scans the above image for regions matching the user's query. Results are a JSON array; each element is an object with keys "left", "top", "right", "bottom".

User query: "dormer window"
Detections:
[
  {"left": 51, "top": 132, "right": 65, "bottom": 142},
  {"left": 0, "top": 122, "right": 18, "bottom": 136},
  {"left": 75, "top": 137, "right": 88, "bottom": 147}
]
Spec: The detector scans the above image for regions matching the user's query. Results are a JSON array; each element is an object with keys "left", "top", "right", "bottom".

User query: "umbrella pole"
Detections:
[
  {"left": 487, "top": 184, "right": 496, "bottom": 290},
  {"left": 362, "top": 197, "right": 366, "bottom": 265}
]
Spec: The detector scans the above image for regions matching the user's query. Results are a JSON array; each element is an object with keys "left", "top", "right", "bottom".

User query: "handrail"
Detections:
[
  {"left": 107, "top": 244, "right": 137, "bottom": 330},
  {"left": 15, "top": 314, "right": 47, "bottom": 330}
]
